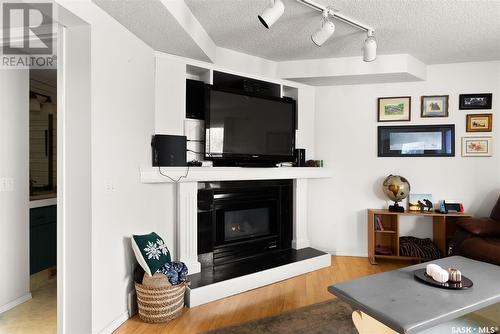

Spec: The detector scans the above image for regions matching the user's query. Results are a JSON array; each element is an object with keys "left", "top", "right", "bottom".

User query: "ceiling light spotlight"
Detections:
[
  {"left": 258, "top": 0, "right": 285, "bottom": 29},
  {"left": 363, "top": 31, "right": 377, "bottom": 62},
  {"left": 311, "top": 8, "right": 335, "bottom": 47}
]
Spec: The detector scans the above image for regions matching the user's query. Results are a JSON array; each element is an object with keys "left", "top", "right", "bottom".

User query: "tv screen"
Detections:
[{"left": 205, "top": 88, "right": 295, "bottom": 164}]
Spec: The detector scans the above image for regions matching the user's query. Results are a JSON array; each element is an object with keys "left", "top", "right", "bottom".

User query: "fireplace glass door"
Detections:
[
  {"left": 215, "top": 198, "right": 278, "bottom": 245},
  {"left": 224, "top": 207, "right": 270, "bottom": 242}
]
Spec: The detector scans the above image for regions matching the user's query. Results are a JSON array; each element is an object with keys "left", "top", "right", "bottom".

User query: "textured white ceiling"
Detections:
[
  {"left": 93, "top": 0, "right": 211, "bottom": 61},
  {"left": 185, "top": 0, "right": 500, "bottom": 64}
]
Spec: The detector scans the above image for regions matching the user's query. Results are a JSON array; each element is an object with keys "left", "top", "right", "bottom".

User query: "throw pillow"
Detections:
[
  {"left": 132, "top": 232, "right": 171, "bottom": 276},
  {"left": 158, "top": 261, "right": 189, "bottom": 285}
]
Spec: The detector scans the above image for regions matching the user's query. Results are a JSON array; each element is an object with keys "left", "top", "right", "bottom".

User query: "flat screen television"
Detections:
[{"left": 205, "top": 87, "right": 296, "bottom": 166}]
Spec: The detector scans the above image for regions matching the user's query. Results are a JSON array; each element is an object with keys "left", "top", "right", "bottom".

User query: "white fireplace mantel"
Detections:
[
  {"left": 140, "top": 166, "right": 333, "bottom": 183},
  {"left": 140, "top": 166, "right": 333, "bottom": 279}
]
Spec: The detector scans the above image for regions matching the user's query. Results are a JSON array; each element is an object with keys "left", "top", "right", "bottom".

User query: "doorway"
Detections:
[
  {"left": 0, "top": 71, "right": 58, "bottom": 334},
  {"left": 0, "top": 8, "right": 92, "bottom": 332}
]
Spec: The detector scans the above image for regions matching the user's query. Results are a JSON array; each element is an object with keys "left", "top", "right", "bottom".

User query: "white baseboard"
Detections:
[
  {"left": 97, "top": 310, "right": 129, "bottom": 334},
  {"left": 0, "top": 293, "right": 32, "bottom": 314},
  {"left": 187, "top": 253, "right": 331, "bottom": 307}
]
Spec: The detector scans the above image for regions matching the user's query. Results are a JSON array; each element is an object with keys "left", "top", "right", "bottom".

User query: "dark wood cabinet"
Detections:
[{"left": 30, "top": 205, "right": 57, "bottom": 274}]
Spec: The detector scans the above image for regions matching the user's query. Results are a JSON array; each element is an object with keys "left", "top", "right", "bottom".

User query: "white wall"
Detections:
[
  {"left": 58, "top": 24, "right": 92, "bottom": 334},
  {"left": 87, "top": 9, "right": 175, "bottom": 334},
  {"left": 308, "top": 61, "right": 500, "bottom": 256},
  {"left": 0, "top": 70, "right": 30, "bottom": 311},
  {"left": 55, "top": 1, "right": 176, "bottom": 332}
]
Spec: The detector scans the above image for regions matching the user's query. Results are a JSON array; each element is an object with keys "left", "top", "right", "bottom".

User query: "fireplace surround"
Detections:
[
  {"left": 141, "top": 166, "right": 333, "bottom": 306},
  {"left": 198, "top": 180, "right": 293, "bottom": 268}
]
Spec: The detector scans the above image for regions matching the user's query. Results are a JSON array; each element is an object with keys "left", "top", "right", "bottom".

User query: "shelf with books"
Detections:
[
  {"left": 374, "top": 214, "right": 398, "bottom": 232},
  {"left": 367, "top": 209, "right": 471, "bottom": 265}
]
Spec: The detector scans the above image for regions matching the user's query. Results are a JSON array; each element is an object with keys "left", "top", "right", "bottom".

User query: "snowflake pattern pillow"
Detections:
[{"left": 131, "top": 232, "right": 172, "bottom": 276}]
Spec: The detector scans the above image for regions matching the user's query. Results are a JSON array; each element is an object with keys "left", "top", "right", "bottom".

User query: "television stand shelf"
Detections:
[{"left": 367, "top": 209, "right": 471, "bottom": 265}]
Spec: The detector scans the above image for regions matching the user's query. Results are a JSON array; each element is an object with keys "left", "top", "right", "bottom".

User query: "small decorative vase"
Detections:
[{"left": 447, "top": 268, "right": 462, "bottom": 283}]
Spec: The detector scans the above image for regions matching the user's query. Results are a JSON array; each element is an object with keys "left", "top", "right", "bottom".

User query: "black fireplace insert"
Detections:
[{"left": 198, "top": 180, "right": 293, "bottom": 267}]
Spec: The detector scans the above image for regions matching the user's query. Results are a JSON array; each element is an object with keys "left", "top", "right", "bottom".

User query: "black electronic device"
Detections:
[
  {"left": 151, "top": 134, "right": 187, "bottom": 166},
  {"left": 187, "top": 160, "right": 202, "bottom": 167},
  {"left": 186, "top": 79, "right": 205, "bottom": 120},
  {"left": 204, "top": 87, "right": 296, "bottom": 166},
  {"left": 294, "top": 149, "right": 305, "bottom": 167}
]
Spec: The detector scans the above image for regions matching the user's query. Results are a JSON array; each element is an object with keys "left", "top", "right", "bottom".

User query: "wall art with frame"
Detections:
[
  {"left": 466, "top": 113, "right": 492, "bottom": 132},
  {"left": 421, "top": 95, "right": 449, "bottom": 117},
  {"left": 378, "top": 124, "right": 455, "bottom": 157},
  {"left": 461, "top": 137, "right": 492, "bottom": 157},
  {"left": 378, "top": 96, "right": 411, "bottom": 122},
  {"left": 459, "top": 93, "right": 492, "bottom": 110}
]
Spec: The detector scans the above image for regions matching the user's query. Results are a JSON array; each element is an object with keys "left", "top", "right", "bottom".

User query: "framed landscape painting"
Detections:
[
  {"left": 466, "top": 114, "right": 492, "bottom": 132},
  {"left": 378, "top": 96, "right": 411, "bottom": 122},
  {"left": 462, "top": 137, "right": 492, "bottom": 157},
  {"left": 459, "top": 93, "right": 492, "bottom": 110},
  {"left": 421, "top": 95, "right": 449, "bottom": 117},
  {"left": 378, "top": 124, "right": 455, "bottom": 157}
]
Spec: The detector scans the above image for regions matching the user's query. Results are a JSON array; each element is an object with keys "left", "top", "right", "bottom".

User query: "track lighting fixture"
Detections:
[
  {"left": 259, "top": 0, "right": 377, "bottom": 62},
  {"left": 362, "top": 31, "right": 377, "bottom": 62},
  {"left": 258, "top": 0, "right": 285, "bottom": 29},
  {"left": 311, "top": 8, "right": 335, "bottom": 47}
]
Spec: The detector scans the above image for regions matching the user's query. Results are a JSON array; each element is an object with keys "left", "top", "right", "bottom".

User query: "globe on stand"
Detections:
[{"left": 382, "top": 175, "right": 411, "bottom": 212}]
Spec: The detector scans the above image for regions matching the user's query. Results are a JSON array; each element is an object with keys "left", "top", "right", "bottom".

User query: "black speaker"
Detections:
[
  {"left": 186, "top": 79, "right": 205, "bottom": 120},
  {"left": 294, "top": 149, "right": 305, "bottom": 167},
  {"left": 152, "top": 135, "right": 187, "bottom": 166}
]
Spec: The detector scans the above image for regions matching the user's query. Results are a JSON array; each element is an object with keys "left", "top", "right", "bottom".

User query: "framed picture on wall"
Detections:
[
  {"left": 421, "top": 95, "right": 449, "bottom": 117},
  {"left": 466, "top": 114, "right": 492, "bottom": 132},
  {"left": 378, "top": 96, "right": 411, "bottom": 122},
  {"left": 459, "top": 93, "right": 492, "bottom": 110},
  {"left": 378, "top": 124, "right": 455, "bottom": 157},
  {"left": 462, "top": 137, "right": 492, "bottom": 157}
]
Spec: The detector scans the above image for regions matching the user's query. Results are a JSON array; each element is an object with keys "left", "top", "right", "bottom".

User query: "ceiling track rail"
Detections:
[{"left": 296, "top": 0, "right": 375, "bottom": 34}]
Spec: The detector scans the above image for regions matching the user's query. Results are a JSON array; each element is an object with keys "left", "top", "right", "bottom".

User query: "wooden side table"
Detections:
[{"left": 367, "top": 209, "right": 471, "bottom": 264}]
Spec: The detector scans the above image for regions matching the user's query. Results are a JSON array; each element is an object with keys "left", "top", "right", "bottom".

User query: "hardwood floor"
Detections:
[{"left": 115, "top": 256, "right": 405, "bottom": 334}]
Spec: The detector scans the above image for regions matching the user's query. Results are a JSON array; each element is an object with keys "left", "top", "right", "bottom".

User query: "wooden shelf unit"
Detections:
[
  {"left": 368, "top": 209, "right": 471, "bottom": 264},
  {"left": 375, "top": 230, "right": 396, "bottom": 234}
]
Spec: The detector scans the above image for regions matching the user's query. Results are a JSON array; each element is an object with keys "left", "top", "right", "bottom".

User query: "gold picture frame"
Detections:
[{"left": 466, "top": 114, "right": 492, "bottom": 132}]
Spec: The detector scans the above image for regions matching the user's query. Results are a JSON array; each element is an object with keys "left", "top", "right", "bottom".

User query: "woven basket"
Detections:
[{"left": 135, "top": 281, "right": 188, "bottom": 323}]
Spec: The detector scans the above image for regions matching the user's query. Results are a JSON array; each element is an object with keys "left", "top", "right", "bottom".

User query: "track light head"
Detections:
[
  {"left": 258, "top": 0, "right": 285, "bottom": 29},
  {"left": 363, "top": 31, "right": 377, "bottom": 62},
  {"left": 311, "top": 16, "right": 335, "bottom": 47}
]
